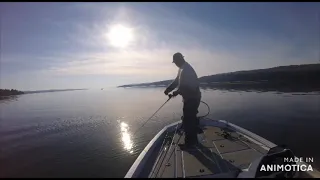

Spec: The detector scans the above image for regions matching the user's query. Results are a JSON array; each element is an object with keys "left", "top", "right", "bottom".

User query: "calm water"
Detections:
[{"left": 0, "top": 88, "right": 319, "bottom": 177}]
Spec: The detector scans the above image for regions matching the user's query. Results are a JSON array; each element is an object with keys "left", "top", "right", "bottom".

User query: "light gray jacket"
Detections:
[{"left": 166, "top": 62, "right": 201, "bottom": 100}]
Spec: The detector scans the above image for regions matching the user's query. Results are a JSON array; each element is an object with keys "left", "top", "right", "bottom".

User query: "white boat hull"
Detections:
[{"left": 125, "top": 118, "right": 319, "bottom": 178}]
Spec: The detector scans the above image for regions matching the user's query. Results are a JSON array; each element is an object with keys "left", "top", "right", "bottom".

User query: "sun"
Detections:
[{"left": 106, "top": 24, "right": 134, "bottom": 48}]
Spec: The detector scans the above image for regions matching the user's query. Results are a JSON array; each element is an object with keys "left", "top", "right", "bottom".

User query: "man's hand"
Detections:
[
  {"left": 164, "top": 88, "right": 171, "bottom": 95},
  {"left": 172, "top": 90, "right": 180, "bottom": 97}
]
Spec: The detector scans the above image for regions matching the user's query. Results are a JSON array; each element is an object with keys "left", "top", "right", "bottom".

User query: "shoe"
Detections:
[
  {"left": 178, "top": 143, "right": 193, "bottom": 150},
  {"left": 197, "top": 127, "right": 204, "bottom": 134},
  {"left": 178, "top": 142, "right": 198, "bottom": 150}
]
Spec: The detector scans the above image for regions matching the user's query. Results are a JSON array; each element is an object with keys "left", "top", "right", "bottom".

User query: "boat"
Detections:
[{"left": 125, "top": 117, "right": 320, "bottom": 178}]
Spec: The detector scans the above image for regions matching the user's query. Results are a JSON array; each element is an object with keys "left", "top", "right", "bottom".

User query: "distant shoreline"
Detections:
[
  {"left": 117, "top": 63, "right": 320, "bottom": 92},
  {"left": 0, "top": 89, "right": 24, "bottom": 97},
  {"left": 23, "top": 89, "right": 88, "bottom": 94},
  {"left": 0, "top": 88, "right": 88, "bottom": 97},
  {"left": 118, "top": 82, "right": 320, "bottom": 94}
]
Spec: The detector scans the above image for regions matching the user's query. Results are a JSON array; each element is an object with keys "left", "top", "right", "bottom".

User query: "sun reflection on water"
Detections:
[{"left": 120, "top": 122, "right": 133, "bottom": 153}]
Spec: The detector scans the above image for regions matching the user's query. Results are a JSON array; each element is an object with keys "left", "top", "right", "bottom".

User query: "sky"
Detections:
[{"left": 0, "top": 2, "right": 319, "bottom": 91}]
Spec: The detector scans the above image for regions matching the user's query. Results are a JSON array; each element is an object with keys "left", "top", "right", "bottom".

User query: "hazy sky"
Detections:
[{"left": 1, "top": 2, "right": 319, "bottom": 90}]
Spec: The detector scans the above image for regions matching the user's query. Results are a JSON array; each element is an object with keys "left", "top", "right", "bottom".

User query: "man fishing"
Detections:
[{"left": 164, "top": 52, "right": 202, "bottom": 149}]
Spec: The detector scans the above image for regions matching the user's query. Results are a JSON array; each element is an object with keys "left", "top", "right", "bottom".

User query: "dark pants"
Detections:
[{"left": 182, "top": 97, "right": 201, "bottom": 145}]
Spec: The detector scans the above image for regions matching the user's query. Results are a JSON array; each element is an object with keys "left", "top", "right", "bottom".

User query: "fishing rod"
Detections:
[
  {"left": 132, "top": 94, "right": 174, "bottom": 136},
  {"left": 132, "top": 94, "right": 210, "bottom": 136}
]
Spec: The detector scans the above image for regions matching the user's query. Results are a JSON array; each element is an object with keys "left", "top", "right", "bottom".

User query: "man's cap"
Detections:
[{"left": 173, "top": 52, "right": 184, "bottom": 63}]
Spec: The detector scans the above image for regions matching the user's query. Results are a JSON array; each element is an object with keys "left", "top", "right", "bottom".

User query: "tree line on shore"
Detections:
[
  {"left": 118, "top": 63, "right": 320, "bottom": 89},
  {"left": 0, "top": 89, "right": 24, "bottom": 96}
]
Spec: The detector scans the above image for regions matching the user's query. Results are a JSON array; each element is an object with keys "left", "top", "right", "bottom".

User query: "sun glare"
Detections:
[
  {"left": 107, "top": 24, "right": 134, "bottom": 48},
  {"left": 120, "top": 122, "right": 133, "bottom": 153}
]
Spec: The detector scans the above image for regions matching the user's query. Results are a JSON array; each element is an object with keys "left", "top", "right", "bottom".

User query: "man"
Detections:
[{"left": 164, "top": 52, "right": 201, "bottom": 149}]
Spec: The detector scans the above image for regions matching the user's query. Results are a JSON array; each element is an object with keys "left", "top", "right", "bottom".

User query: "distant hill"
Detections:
[{"left": 118, "top": 64, "right": 320, "bottom": 89}]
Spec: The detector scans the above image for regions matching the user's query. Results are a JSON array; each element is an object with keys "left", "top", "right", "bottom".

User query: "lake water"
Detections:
[{"left": 0, "top": 87, "right": 319, "bottom": 177}]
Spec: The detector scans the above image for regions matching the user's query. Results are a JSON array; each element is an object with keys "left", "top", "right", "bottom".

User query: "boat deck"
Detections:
[{"left": 147, "top": 126, "right": 269, "bottom": 178}]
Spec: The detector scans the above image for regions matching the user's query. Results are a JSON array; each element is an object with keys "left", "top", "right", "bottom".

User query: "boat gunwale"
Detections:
[{"left": 124, "top": 120, "right": 182, "bottom": 178}]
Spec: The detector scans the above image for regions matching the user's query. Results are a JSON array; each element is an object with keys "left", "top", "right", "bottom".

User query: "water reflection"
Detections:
[
  {"left": 0, "top": 95, "right": 19, "bottom": 104},
  {"left": 120, "top": 122, "right": 133, "bottom": 153}
]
